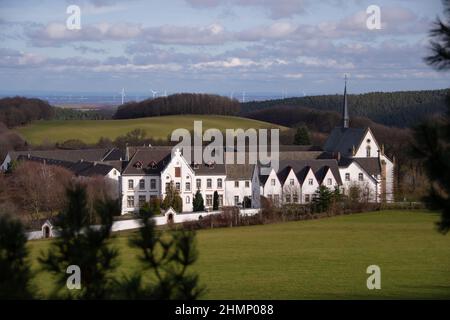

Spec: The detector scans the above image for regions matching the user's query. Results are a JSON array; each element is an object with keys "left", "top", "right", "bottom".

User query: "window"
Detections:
[
  {"left": 234, "top": 196, "right": 239, "bottom": 205},
  {"left": 327, "top": 178, "right": 332, "bottom": 186},
  {"left": 218, "top": 195, "right": 223, "bottom": 207},
  {"left": 196, "top": 179, "right": 201, "bottom": 189},
  {"left": 206, "top": 194, "right": 213, "bottom": 206},
  {"left": 305, "top": 194, "right": 310, "bottom": 203},
  {"left": 128, "top": 179, "right": 134, "bottom": 190},
  {"left": 139, "top": 179, "right": 145, "bottom": 190},
  {"left": 286, "top": 194, "right": 291, "bottom": 203},
  {"left": 366, "top": 146, "right": 371, "bottom": 157},
  {"left": 235, "top": 181, "right": 239, "bottom": 188},
  {"left": 175, "top": 167, "right": 181, "bottom": 177},
  {"left": 290, "top": 179, "right": 295, "bottom": 186},
  {"left": 185, "top": 182, "right": 191, "bottom": 191},
  {"left": 186, "top": 196, "right": 190, "bottom": 204},
  {"left": 345, "top": 173, "right": 350, "bottom": 181},
  {"left": 293, "top": 192, "right": 298, "bottom": 203},
  {"left": 245, "top": 181, "right": 250, "bottom": 188},
  {"left": 207, "top": 179, "right": 212, "bottom": 189},
  {"left": 217, "top": 178, "right": 223, "bottom": 188},
  {"left": 358, "top": 173, "right": 364, "bottom": 181},
  {"left": 138, "top": 195, "right": 146, "bottom": 207},
  {"left": 271, "top": 179, "right": 276, "bottom": 186},
  {"left": 268, "top": 194, "right": 273, "bottom": 201},
  {"left": 150, "top": 179, "right": 156, "bottom": 190},
  {"left": 274, "top": 194, "right": 280, "bottom": 204},
  {"left": 308, "top": 178, "right": 313, "bottom": 185},
  {"left": 165, "top": 182, "right": 170, "bottom": 192},
  {"left": 175, "top": 182, "right": 180, "bottom": 191},
  {"left": 127, "top": 196, "right": 134, "bottom": 208}
]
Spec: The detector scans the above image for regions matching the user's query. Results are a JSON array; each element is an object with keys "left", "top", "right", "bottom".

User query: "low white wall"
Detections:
[
  {"left": 26, "top": 208, "right": 260, "bottom": 240},
  {"left": 27, "top": 230, "right": 44, "bottom": 240}
]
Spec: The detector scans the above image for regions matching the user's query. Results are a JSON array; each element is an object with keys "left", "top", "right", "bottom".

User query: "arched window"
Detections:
[
  {"left": 358, "top": 173, "right": 364, "bottom": 181},
  {"left": 366, "top": 146, "right": 371, "bottom": 157}
]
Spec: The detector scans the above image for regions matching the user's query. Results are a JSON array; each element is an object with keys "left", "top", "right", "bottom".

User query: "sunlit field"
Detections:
[
  {"left": 28, "top": 210, "right": 450, "bottom": 299},
  {"left": 15, "top": 115, "right": 287, "bottom": 145}
]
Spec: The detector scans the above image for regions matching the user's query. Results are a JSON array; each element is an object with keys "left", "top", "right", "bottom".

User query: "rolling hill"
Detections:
[{"left": 15, "top": 115, "right": 288, "bottom": 145}]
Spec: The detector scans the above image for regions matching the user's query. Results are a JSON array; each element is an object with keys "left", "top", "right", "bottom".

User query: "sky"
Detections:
[{"left": 0, "top": 0, "right": 449, "bottom": 96}]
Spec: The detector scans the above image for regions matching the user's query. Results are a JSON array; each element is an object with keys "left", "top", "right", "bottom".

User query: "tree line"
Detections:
[
  {"left": 241, "top": 89, "right": 449, "bottom": 128},
  {"left": 114, "top": 93, "right": 241, "bottom": 119},
  {"left": 0, "top": 96, "right": 54, "bottom": 128}
]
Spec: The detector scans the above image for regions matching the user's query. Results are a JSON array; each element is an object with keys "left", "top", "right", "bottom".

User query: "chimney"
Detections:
[{"left": 335, "top": 152, "right": 341, "bottom": 161}]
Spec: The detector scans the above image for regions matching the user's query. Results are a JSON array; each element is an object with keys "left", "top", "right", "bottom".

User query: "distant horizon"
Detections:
[{"left": 1, "top": 1, "right": 449, "bottom": 94}]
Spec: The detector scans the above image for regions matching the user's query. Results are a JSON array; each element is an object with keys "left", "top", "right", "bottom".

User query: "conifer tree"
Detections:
[
  {"left": 413, "top": 0, "right": 450, "bottom": 233},
  {"left": 39, "top": 184, "right": 120, "bottom": 299},
  {"left": 116, "top": 203, "right": 204, "bottom": 299},
  {"left": 193, "top": 190, "right": 205, "bottom": 212},
  {"left": 213, "top": 191, "right": 219, "bottom": 211},
  {"left": 0, "top": 213, "right": 32, "bottom": 299}
]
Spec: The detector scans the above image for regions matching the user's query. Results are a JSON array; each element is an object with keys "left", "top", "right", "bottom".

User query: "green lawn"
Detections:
[
  {"left": 15, "top": 115, "right": 286, "bottom": 145},
  {"left": 27, "top": 210, "right": 450, "bottom": 299}
]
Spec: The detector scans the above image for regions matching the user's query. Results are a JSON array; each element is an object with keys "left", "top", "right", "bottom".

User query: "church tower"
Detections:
[{"left": 342, "top": 74, "right": 349, "bottom": 128}]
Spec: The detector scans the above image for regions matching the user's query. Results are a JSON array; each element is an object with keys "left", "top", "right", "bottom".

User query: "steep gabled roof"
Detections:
[
  {"left": 278, "top": 159, "right": 343, "bottom": 185},
  {"left": 277, "top": 166, "right": 293, "bottom": 184},
  {"left": 323, "top": 127, "right": 367, "bottom": 156},
  {"left": 259, "top": 174, "right": 269, "bottom": 185},
  {"left": 122, "top": 148, "right": 172, "bottom": 175}
]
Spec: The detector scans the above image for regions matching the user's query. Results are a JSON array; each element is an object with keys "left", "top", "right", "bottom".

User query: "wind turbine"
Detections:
[
  {"left": 150, "top": 89, "right": 158, "bottom": 99},
  {"left": 121, "top": 88, "right": 125, "bottom": 105},
  {"left": 230, "top": 92, "right": 234, "bottom": 100},
  {"left": 242, "top": 91, "right": 246, "bottom": 103}
]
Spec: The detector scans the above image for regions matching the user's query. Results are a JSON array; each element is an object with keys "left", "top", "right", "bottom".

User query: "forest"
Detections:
[
  {"left": 0, "top": 96, "right": 54, "bottom": 128},
  {"left": 114, "top": 93, "right": 240, "bottom": 119},
  {"left": 241, "top": 89, "right": 449, "bottom": 128}
]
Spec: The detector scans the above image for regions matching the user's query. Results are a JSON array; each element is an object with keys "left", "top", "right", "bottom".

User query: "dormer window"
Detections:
[
  {"left": 148, "top": 161, "right": 157, "bottom": 169},
  {"left": 193, "top": 162, "right": 199, "bottom": 169},
  {"left": 134, "top": 161, "right": 143, "bottom": 168}
]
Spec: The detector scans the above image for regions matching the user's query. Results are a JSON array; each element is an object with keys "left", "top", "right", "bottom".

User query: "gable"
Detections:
[{"left": 353, "top": 129, "right": 380, "bottom": 158}]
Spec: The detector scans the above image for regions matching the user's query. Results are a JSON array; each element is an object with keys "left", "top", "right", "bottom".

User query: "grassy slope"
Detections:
[
  {"left": 15, "top": 115, "right": 287, "bottom": 145},
  {"left": 27, "top": 210, "right": 450, "bottom": 299}
]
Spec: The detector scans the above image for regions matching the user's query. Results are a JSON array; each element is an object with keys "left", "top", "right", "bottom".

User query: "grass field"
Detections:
[
  {"left": 15, "top": 115, "right": 287, "bottom": 145},
  {"left": 27, "top": 210, "right": 450, "bottom": 299}
]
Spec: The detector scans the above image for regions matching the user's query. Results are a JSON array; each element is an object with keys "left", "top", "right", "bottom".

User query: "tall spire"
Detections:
[{"left": 342, "top": 74, "right": 349, "bottom": 128}]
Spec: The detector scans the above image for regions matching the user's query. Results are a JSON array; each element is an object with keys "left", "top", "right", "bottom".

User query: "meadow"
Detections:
[
  {"left": 15, "top": 115, "right": 286, "bottom": 145},
  {"left": 27, "top": 210, "right": 450, "bottom": 299}
]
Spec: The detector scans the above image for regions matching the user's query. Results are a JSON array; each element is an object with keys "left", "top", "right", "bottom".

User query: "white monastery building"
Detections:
[{"left": 1, "top": 82, "right": 394, "bottom": 214}]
